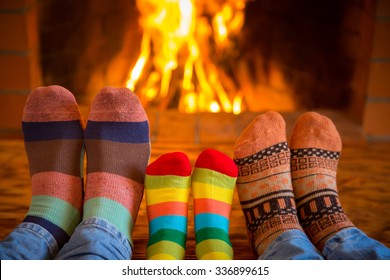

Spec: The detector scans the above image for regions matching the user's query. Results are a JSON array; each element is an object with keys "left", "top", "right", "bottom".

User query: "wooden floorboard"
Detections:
[{"left": 0, "top": 110, "right": 389, "bottom": 259}]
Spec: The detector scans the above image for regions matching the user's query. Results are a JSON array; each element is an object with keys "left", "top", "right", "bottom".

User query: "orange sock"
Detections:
[
  {"left": 290, "top": 112, "right": 354, "bottom": 250},
  {"left": 233, "top": 112, "right": 302, "bottom": 256}
]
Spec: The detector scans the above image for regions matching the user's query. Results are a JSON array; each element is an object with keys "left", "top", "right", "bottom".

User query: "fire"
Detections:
[{"left": 126, "top": 0, "right": 246, "bottom": 114}]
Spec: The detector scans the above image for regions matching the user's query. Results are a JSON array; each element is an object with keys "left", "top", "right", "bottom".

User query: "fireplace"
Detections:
[
  {"left": 0, "top": 0, "right": 390, "bottom": 260},
  {"left": 0, "top": 0, "right": 389, "bottom": 139}
]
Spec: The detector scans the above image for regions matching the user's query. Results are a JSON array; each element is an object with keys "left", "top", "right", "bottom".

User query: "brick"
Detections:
[
  {"left": 367, "top": 62, "right": 390, "bottom": 97},
  {"left": 0, "top": 6, "right": 39, "bottom": 51},
  {"left": 198, "top": 113, "right": 237, "bottom": 143},
  {"left": 372, "top": 20, "right": 390, "bottom": 58},
  {"left": 154, "top": 110, "right": 196, "bottom": 143},
  {"left": 0, "top": 54, "right": 35, "bottom": 89},
  {"left": 376, "top": 0, "right": 390, "bottom": 17},
  {"left": 0, "top": 0, "right": 35, "bottom": 10},
  {"left": 363, "top": 101, "right": 390, "bottom": 136},
  {"left": 0, "top": 94, "right": 27, "bottom": 130},
  {"left": 0, "top": 13, "right": 28, "bottom": 50}
]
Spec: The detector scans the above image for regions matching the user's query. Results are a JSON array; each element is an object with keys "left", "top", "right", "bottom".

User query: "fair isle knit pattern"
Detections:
[
  {"left": 83, "top": 87, "right": 150, "bottom": 248},
  {"left": 22, "top": 86, "right": 84, "bottom": 249},
  {"left": 290, "top": 112, "right": 354, "bottom": 250},
  {"left": 234, "top": 142, "right": 302, "bottom": 255},
  {"left": 145, "top": 152, "right": 192, "bottom": 260},
  {"left": 233, "top": 112, "right": 303, "bottom": 257},
  {"left": 192, "top": 149, "right": 237, "bottom": 260}
]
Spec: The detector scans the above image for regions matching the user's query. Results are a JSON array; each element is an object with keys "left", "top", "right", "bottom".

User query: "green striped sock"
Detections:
[
  {"left": 83, "top": 87, "right": 150, "bottom": 250},
  {"left": 192, "top": 149, "right": 237, "bottom": 260},
  {"left": 22, "top": 86, "right": 84, "bottom": 250},
  {"left": 145, "top": 152, "right": 192, "bottom": 259}
]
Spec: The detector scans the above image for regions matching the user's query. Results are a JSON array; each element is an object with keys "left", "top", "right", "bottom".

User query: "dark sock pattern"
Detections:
[
  {"left": 291, "top": 148, "right": 354, "bottom": 249},
  {"left": 234, "top": 142, "right": 302, "bottom": 255},
  {"left": 290, "top": 112, "right": 354, "bottom": 250},
  {"left": 233, "top": 112, "right": 303, "bottom": 257}
]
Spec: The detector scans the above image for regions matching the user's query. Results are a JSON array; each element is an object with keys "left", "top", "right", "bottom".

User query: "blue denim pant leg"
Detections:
[
  {"left": 54, "top": 217, "right": 133, "bottom": 260},
  {"left": 0, "top": 222, "right": 58, "bottom": 260},
  {"left": 259, "top": 229, "right": 324, "bottom": 260},
  {"left": 323, "top": 227, "right": 390, "bottom": 260}
]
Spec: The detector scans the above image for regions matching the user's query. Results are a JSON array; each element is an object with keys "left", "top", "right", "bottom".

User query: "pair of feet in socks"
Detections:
[
  {"left": 145, "top": 149, "right": 238, "bottom": 260},
  {"left": 233, "top": 111, "right": 354, "bottom": 257},
  {"left": 23, "top": 85, "right": 150, "bottom": 251}
]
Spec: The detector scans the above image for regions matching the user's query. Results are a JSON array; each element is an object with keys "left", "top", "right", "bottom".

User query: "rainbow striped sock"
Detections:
[
  {"left": 22, "top": 86, "right": 84, "bottom": 250},
  {"left": 145, "top": 152, "right": 191, "bottom": 260},
  {"left": 83, "top": 87, "right": 150, "bottom": 251},
  {"left": 192, "top": 149, "right": 237, "bottom": 260}
]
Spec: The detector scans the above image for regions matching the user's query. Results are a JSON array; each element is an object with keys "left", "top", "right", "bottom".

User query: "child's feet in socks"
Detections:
[
  {"left": 290, "top": 112, "right": 354, "bottom": 250},
  {"left": 83, "top": 87, "right": 150, "bottom": 252},
  {"left": 192, "top": 149, "right": 237, "bottom": 260},
  {"left": 22, "top": 85, "right": 84, "bottom": 251},
  {"left": 145, "top": 152, "right": 191, "bottom": 259},
  {"left": 233, "top": 112, "right": 302, "bottom": 257}
]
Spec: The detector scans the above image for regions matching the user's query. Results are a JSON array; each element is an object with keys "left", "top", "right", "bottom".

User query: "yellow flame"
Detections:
[
  {"left": 210, "top": 101, "right": 221, "bottom": 113},
  {"left": 126, "top": 33, "right": 150, "bottom": 91},
  {"left": 233, "top": 95, "right": 242, "bottom": 115},
  {"left": 126, "top": 0, "right": 246, "bottom": 113},
  {"left": 213, "top": 13, "right": 228, "bottom": 46}
]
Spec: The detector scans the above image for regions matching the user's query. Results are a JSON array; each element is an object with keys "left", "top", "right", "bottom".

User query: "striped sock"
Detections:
[
  {"left": 290, "top": 112, "right": 354, "bottom": 250},
  {"left": 22, "top": 85, "right": 84, "bottom": 250},
  {"left": 145, "top": 152, "right": 191, "bottom": 260},
  {"left": 233, "top": 112, "right": 303, "bottom": 257},
  {"left": 192, "top": 149, "right": 237, "bottom": 260},
  {"left": 83, "top": 87, "right": 150, "bottom": 250}
]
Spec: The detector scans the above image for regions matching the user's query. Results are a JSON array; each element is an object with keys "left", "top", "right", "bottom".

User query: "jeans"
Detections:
[
  {"left": 0, "top": 218, "right": 132, "bottom": 260},
  {"left": 1, "top": 220, "right": 389, "bottom": 259},
  {"left": 260, "top": 228, "right": 390, "bottom": 260}
]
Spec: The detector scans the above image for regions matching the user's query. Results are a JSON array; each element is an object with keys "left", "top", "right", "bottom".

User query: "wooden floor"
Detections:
[{"left": 0, "top": 110, "right": 389, "bottom": 259}]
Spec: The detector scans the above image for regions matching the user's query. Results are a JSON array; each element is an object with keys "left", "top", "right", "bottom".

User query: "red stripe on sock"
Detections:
[
  {"left": 146, "top": 152, "right": 191, "bottom": 176},
  {"left": 31, "top": 172, "right": 83, "bottom": 212},
  {"left": 195, "top": 149, "right": 238, "bottom": 177},
  {"left": 147, "top": 201, "right": 188, "bottom": 220},
  {"left": 85, "top": 172, "right": 144, "bottom": 218},
  {"left": 194, "top": 198, "right": 232, "bottom": 219}
]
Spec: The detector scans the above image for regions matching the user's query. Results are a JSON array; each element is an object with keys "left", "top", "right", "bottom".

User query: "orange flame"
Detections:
[{"left": 126, "top": 0, "right": 246, "bottom": 113}]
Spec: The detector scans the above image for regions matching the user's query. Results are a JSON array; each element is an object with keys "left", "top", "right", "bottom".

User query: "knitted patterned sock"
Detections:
[
  {"left": 192, "top": 148, "right": 237, "bottom": 260},
  {"left": 290, "top": 112, "right": 354, "bottom": 250},
  {"left": 22, "top": 85, "right": 84, "bottom": 250},
  {"left": 83, "top": 87, "right": 150, "bottom": 249},
  {"left": 233, "top": 112, "right": 303, "bottom": 257},
  {"left": 145, "top": 152, "right": 191, "bottom": 260}
]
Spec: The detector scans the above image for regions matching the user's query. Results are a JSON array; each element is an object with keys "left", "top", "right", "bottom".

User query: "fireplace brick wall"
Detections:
[
  {"left": 363, "top": 0, "right": 390, "bottom": 140},
  {"left": 0, "top": 0, "right": 41, "bottom": 138}
]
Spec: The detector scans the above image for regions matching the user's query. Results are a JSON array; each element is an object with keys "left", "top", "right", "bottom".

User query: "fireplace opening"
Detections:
[
  {"left": 1, "top": 0, "right": 389, "bottom": 139},
  {"left": 37, "top": 0, "right": 371, "bottom": 116}
]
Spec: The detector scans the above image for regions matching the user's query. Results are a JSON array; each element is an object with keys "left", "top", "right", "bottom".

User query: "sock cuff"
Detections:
[
  {"left": 195, "top": 149, "right": 238, "bottom": 177},
  {"left": 146, "top": 152, "right": 192, "bottom": 176}
]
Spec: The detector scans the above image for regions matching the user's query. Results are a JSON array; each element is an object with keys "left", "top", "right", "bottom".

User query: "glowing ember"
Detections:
[{"left": 126, "top": 0, "right": 246, "bottom": 114}]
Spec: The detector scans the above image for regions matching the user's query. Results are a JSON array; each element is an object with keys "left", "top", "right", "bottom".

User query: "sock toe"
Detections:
[
  {"left": 88, "top": 86, "right": 147, "bottom": 122},
  {"left": 146, "top": 152, "right": 192, "bottom": 176},
  {"left": 23, "top": 85, "right": 82, "bottom": 122},
  {"left": 290, "top": 112, "right": 341, "bottom": 151},
  {"left": 195, "top": 148, "right": 238, "bottom": 177},
  {"left": 234, "top": 111, "right": 286, "bottom": 159}
]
